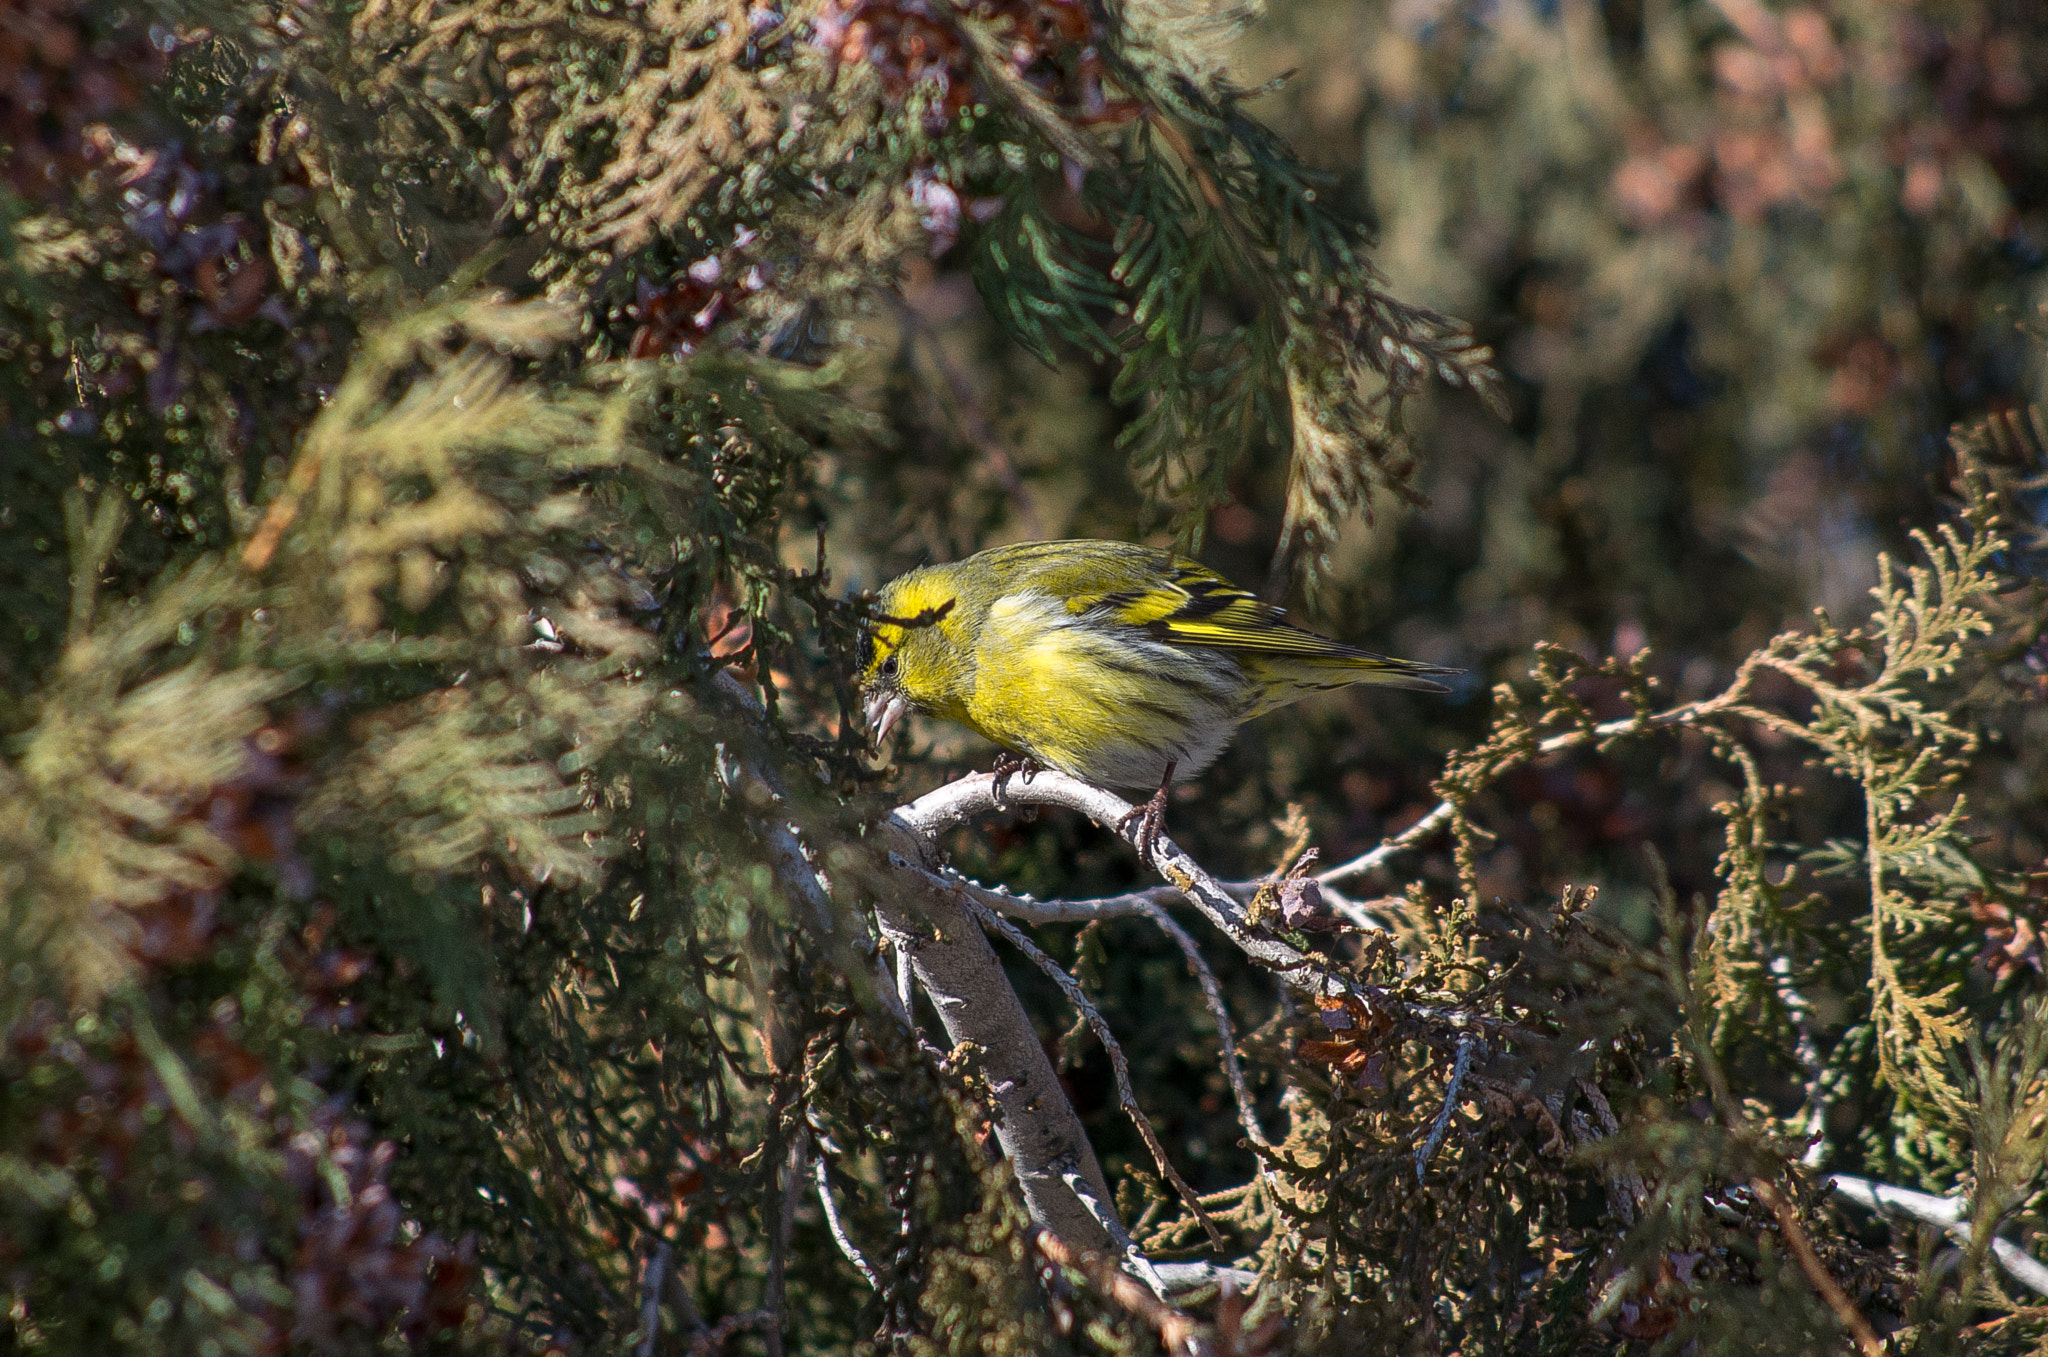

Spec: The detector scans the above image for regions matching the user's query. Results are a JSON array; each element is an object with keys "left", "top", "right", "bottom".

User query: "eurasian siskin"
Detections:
[{"left": 857, "top": 540, "right": 1455, "bottom": 803}]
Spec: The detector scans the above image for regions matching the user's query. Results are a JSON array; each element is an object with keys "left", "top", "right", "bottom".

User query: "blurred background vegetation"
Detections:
[{"left": 3, "top": 0, "right": 2048, "bottom": 1351}]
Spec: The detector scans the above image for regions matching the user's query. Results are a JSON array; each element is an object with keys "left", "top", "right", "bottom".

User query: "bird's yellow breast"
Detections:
[{"left": 956, "top": 591, "right": 1246, "bottom": 788}]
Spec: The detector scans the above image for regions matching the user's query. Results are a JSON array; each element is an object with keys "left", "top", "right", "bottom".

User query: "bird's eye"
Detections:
[{"left": 880, "top": 654, "right": 899, "bottom": 678}]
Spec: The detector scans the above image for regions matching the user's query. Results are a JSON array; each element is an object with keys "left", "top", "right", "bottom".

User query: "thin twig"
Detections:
[
  {"left": 938, "top": 864, "right": 1392, "bottom": 934},
  {"left": 1145, "top": 110, "right": 1224, "bottom": 212},
  {"left": 1053, "top": 1161, "right": 1178, "bottom": 1299},
  {"left": 940, "top": 874, "right": 1184, "bottom": 924},
  {"left": 813, "top": 1153, "right": 880, "bottom": 1288},
  {"left": 687, "top": 1310, "right": 776, "bottom": 1357},
  {"left": 869, "top": 947, "right": 913, "bottom": 1030},
  {"left": 713, "top": 750, "right": 835, "bottom": 935},
  {"left": 708, "top": 670, "right": 934, "bottom": 1060},
  {"left": 1034, "top": 1228, "right": 1200, "bottom": 1356},
  {"left": 1137, "top": 899, "right": 1270, "bottom": 1151},
  {"left": 1751, "top": 1176, "right": 1885, "bottom": 1357},
  {"left": 892, "top": 939, "right": 915, "bottom": 1021},
  {"left": 896, "top": 772, "right": 1510, "bottom": 1045},
  {"left": 1968, "top": 1305, "right": 2048, "bottom": 1337},
  {"left": 1317, "top": 883, "right": 1395, "bottom": 932},
  {"left": 1768, "top": 953, "right": 1838, "bottom": 1169},
  {"left": 1576, "top": 1079, "right": 1647, "bottom": 1225},
  {"left": 239, "top": 444, "right": 324, "bottom": 572},
  {"left": 759, "top": 1132, "right": 810, "bottom": 1357},
  {"left": 637, "top": 1240, "right": 672, "bottom": 1357},
  {"left": 965, "top": 896, "right": 1227, "bottom": 1251},
  {"left": 1830, "top": 1173, "right": 2048, "bottom": 1298},
  {"left": 908, "top": 854, "right": 1276, "bottom": 1154},
  {"left": 1318, "top": 802, "right": 1459, "bottom": 886},
  {"left": 898, "top": 773, "right": 1343, "bottom": 994},
  {"left": 666, "top": 1246, "right": 707, "bottom": 1337},
  {"left": 1316, "top": 680, "right": 1775, "bottom": 887},
  {"left": 1415, "top": 1036, "right": 1474, "bottom": 1183}
]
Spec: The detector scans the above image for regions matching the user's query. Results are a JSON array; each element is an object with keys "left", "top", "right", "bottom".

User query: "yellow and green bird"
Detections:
[{"left": 857, "top": 540, "right": 1455, "bottom": 827}]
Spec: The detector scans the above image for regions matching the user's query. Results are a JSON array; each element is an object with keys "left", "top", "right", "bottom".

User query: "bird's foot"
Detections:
[
  {"left": 990, "top": 751, "right": 1045, "bottom": 808},
  {"left": 1115, "top": 763, "right": 1178, "bottom": 867}
]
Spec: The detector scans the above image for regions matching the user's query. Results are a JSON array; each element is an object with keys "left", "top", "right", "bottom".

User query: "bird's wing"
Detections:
[
  {"left": 980, "top": 541, "right": 1455, "bottom": 675},
  {"left": 1083, "top": 557, "right": 1383, "bottom": 662}
]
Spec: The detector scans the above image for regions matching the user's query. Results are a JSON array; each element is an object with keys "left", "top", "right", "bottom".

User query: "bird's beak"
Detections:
[{"left": 863, "top": 691, "right": 910, "bottom": 746}]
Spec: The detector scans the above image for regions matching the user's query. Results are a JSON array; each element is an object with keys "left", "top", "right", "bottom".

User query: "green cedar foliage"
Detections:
[{"left": 3, "top": 0, "right": 2048, "bottom": 1353}]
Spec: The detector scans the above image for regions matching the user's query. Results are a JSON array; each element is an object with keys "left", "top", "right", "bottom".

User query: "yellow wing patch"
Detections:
[
  {"left": 1083, "top": 563, "right": 1372, "bottom": 662},
  {"left": 1077, "top": 560, "right": 1452, "bottom": 687}
]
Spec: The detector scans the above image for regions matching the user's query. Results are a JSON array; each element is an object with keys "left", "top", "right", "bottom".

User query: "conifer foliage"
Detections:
[{"left": 3, "top": 0, "right": 2048, "bottom": 1353}]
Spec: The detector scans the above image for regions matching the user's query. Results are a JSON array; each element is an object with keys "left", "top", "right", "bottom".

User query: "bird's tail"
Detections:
[
  {"left": 1244, "top": 652, "right": 1461, "bottom": 715},
  {"left": 1334, "top": 653, "right": 1461, "bottom": 694}
]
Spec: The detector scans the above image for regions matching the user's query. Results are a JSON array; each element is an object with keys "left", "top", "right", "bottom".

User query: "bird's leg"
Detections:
[
  {"left": 1116, "top": 762, "right": 1177, "bottom": 866},
  {"left": 990, "top": 750, "right": 1044, "bottom": 809}
]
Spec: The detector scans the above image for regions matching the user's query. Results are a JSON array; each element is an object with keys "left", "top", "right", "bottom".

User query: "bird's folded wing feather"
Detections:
[
  {"left": 988, "top": 542, "right": 1450, "bottom": 672},
  {"left": 1065, "top": 560, "right": 1392, "bottom": 663}
]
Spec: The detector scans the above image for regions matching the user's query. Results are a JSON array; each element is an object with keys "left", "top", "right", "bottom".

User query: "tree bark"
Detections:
[{"left": 879, "top": 817, "right": 1119, "bottom": 1251}]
